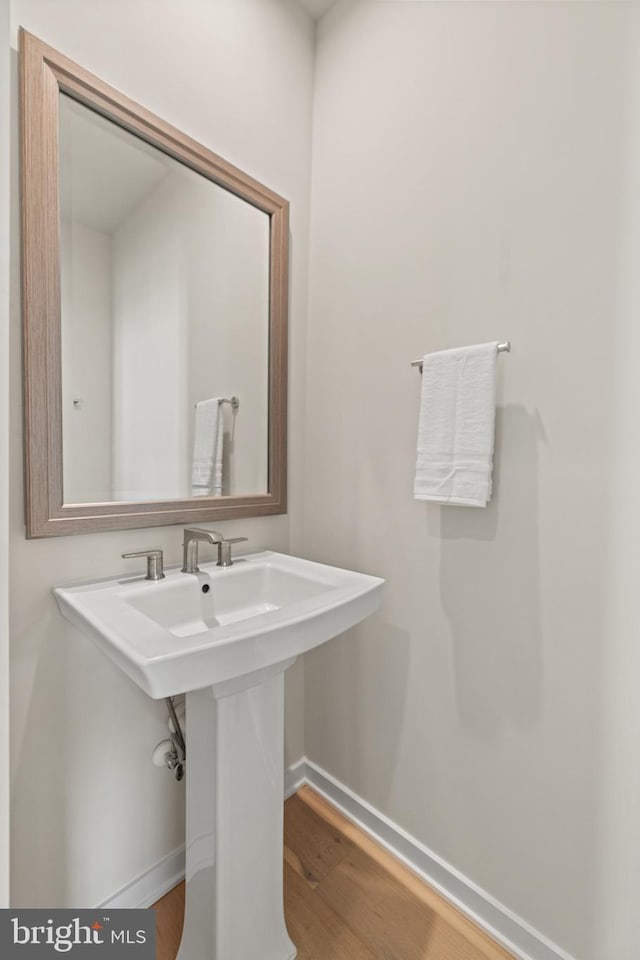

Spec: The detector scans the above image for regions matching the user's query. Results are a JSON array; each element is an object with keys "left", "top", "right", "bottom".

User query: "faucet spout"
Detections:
[{"left": 182, "top": 528, "right": 224, "bottom": 574}]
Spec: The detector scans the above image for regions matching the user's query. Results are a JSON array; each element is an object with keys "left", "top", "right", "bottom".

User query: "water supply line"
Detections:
[{"left": 163, "top": 697, "right": 186, "bottom": 781}]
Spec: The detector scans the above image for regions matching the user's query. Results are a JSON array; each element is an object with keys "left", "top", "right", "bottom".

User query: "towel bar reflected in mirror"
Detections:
[{"left": 193, "top": 397, "right": 240, "bottom": 410}]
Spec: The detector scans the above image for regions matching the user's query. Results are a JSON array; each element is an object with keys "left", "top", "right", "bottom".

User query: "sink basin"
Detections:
[
  {"left": 54, "top": 550, "right": 383, "bottom": 699},
  {"left": 54, "top": 549, "right": 383, "bottom": 960}
]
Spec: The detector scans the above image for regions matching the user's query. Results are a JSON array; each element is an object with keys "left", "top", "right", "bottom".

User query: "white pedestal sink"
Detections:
[{"left": 54, "top": 551, "right": 384, "bottom": 960}]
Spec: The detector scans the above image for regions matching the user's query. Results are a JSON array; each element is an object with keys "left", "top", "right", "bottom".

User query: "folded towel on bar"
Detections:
[
  {"left": 192, "top": 398, "right": 224, "bottom": 497},
  {"left": 414, "top": 342, "right": 498, "bottom": 507}
]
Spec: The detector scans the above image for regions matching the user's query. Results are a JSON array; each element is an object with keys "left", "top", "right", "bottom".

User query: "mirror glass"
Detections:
[{"left": 59, "top": 93, "right": 270, "bottom": 504}]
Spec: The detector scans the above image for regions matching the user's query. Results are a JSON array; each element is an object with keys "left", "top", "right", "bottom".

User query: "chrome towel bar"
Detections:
[{"left": 411, "top": 341, "right": 511, "bottom": 372}]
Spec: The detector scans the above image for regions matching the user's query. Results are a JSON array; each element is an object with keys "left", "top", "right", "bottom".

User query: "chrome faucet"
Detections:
[
  {"left": 181, "top": 528, "right": 224, "bottom": 574},
  {"left": 181, "top": 528, "right": 249, "bottom": 574}
]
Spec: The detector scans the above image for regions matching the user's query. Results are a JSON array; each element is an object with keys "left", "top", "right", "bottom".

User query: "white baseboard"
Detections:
[
  {"left": 301, "top": 759, "right": 577, "bottom": 960},
  {"left": 99, "top": 757, "right": 576, "bottom": 960},
  {"left": 284, "top": 757, "right": 307, "bottom": 799},
  {"left": 99, "top": 845, "right": 185, "bottom": 910}
]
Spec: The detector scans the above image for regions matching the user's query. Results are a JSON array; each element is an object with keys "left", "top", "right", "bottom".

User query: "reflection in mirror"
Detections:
[
  {"left": 21, "top": 29, "right": 287, "bottom": 537},
  {"left": 59, "top": 94, "right": 269, "bottom": 504}
]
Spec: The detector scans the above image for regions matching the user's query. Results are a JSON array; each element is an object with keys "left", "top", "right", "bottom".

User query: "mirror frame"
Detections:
[{"left": 20, "top": 29, "right": 288, "bottom": 538}]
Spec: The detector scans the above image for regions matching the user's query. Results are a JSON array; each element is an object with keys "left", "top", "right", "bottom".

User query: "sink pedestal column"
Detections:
[{"left": 175, "top": 658, "right": 297, "bottom": 960}]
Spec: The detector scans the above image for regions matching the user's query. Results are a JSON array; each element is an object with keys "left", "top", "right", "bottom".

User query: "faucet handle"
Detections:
[
  {"left": 122, "top": 549, "right": 165, "bottom": 581},
  {"left": 216, "top": 537, "right": 248, "bottom": 568}
]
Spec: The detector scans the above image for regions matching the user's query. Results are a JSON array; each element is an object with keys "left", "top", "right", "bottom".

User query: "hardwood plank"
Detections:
[
  {"left": 284, "top": 792, "right": 353, "bottom": 887},
  {"left": 150, "top": 881, "right": 184, "bottom": 960},
  {"left": 317, "top": 847, "right": 487, "bottom": 960},
  {"left": 283, "top": 861, "right": 378, "bottom": 960},
  {"left": 296, "top": 786, "right": 514, "bottom": 960}
]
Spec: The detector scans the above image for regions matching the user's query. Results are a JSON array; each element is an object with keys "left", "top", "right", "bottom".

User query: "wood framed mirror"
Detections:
[{"left": 20, "top": 29, "right": 288, "bottom": 538}]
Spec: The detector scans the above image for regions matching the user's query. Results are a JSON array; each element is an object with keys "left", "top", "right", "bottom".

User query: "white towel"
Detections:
[
  {"left": 414, "top": 342, "right": 498, "bottom": 507},
  {"left": 192, "top": 399, "right": 224, "bottom": 497}
]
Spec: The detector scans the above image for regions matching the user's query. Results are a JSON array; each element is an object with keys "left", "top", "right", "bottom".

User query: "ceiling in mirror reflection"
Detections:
[{"left": 60, "top": 96, "right": 171, "bottom": 233}]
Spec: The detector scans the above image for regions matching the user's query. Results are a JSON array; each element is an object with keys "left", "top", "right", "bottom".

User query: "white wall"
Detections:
[
  {"left": 0, "top": 0, "right": 10, "bottom": 911},
  {"left": 9, "top": 0, "right": 314, "bottom": 907},
  {"left": 303, "top": 3, "right": 640, "bottom": 959},
  {"left": 598, "top": 6, "right": 640, "bottom": 955},
  {"left": 61, "top": 220, "right": 114, "bottom": 504},
  {"left": 112, "top": 168, "right": 269, "bottom": 501},
  {"left": 184, "top": 183, "right": 269, "bottom": 498},
  {"left": 112, "top": 175, "right": 190, "bottom": 501}
]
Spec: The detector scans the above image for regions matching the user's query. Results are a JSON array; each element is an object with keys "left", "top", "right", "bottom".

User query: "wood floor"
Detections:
[{"left": 152, "top": 786, "right": 515, "bottom": 960}]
